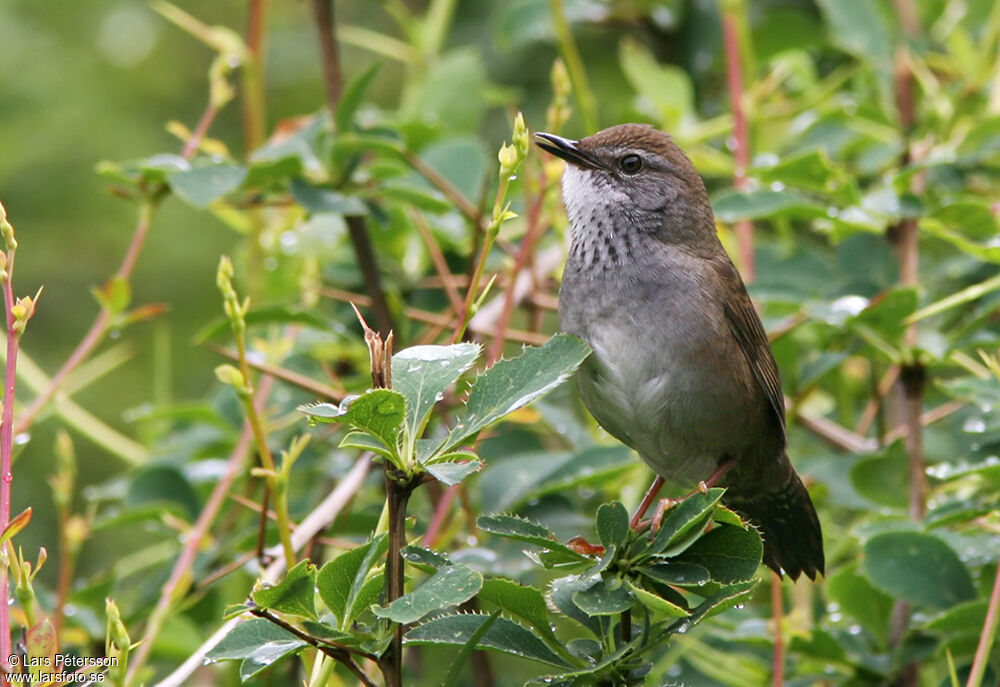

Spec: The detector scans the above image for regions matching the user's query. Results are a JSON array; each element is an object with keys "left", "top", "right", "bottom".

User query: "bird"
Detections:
[{"left": 535, "top": 123, "right": 824, "bottom": 580}]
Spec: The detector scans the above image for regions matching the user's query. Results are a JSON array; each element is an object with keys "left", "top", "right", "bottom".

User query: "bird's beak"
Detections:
[{"left": 534, "top": 132, "right": 603, "bottom": 170}]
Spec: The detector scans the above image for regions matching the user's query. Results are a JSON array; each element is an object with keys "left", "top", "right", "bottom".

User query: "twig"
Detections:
[
  {"left": 152, "top": 455, "right": 373, "bottom": 687},
  {"left": 966, "top": 558, "right": 1000, "bottom": 687},
  {"left": 310, "top": 0, "right": 394, "bottom": 336},
  {"left": 379, "top": 473, "right": 416, "bottom": 687},
  {"left": 411, "top": 210, "right": 464, "bottom": 314},
  {"left": 207, "top": 343, "right": 343, "bottom": 400},
  {"left": 14, "top": 199, "right": 159, "bottom": 436},
  {"left": 721, "top": 4, "right": 755, "bottom": 282},
  {"left": 127, "top": 376, "right": 275, "bottom": 683},
  {"left": 770, "top": 574, "right": 784, "bottom": 687},
  {"left": 243, "top": 0, "right": 269, "bottom": 151},
  {"left": 422, "top": 484, "right": 459, "bottom": 548},
  {"left": 249, "top": 607, "right": 378, "bottom": 686}
]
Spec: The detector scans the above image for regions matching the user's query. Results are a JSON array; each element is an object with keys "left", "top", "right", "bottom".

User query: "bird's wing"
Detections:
[{"left": 713, "top": 256, "right": 787, "bottom": 439}]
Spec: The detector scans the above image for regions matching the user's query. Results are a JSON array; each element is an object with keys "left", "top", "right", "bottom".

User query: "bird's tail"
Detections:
[{"left": 724, "top": 469, "right": 824, "bottom": 581}]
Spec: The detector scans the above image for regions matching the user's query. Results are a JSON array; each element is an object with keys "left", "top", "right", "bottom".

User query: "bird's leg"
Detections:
[
  {"left": 697, "top": 456, "right": 738, "bottom": 492},
  {"left": 629, "top": 475, "right": 665, "bottom": 529}
]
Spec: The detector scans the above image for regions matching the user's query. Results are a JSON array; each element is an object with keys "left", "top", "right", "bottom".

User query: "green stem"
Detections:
[
  {"left": 549, "top": 0, "right": 597, "bottom": 132},
  {"left": 379, "top": 472, "right": 415, "bottom": 687}
]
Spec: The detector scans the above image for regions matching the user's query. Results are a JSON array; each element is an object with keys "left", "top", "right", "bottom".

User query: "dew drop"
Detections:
[
  {"left": 769, "top": 181, "right": 785, "bottom": 192},
  {"left": 963, "top": 417, "right": 986, "bottom": 433},
  {"left": 13, "top": 433, "right": 29, "bottom": 446}
]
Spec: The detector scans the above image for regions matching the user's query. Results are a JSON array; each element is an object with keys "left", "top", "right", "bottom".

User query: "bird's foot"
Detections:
[{"left": 649, "top": 497, "right": 681, "bottom": 533}]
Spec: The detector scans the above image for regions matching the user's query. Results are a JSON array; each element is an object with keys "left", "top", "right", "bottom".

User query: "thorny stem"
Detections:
[
  {"left": 722, "top": 5, "right": 755, "bottom": 282},
  {"left": 380, "top": 473, "right": 416, "bottom": 687}
]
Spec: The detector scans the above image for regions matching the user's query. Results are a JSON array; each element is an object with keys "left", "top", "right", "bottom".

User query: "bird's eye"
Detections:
[{"left": 619, "top": 154, "right": 642, "bottom": 174}]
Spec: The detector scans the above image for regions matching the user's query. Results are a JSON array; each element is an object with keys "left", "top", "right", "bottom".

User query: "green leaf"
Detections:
[
  {"left": 207, "top": 618, "right": 307, "bottom": 681},
  {"left": 827, "top": 563, "right": 893, "bottom": 643},
  {"left": 862, "top": 532, "right": 976, "bottom": 609},
  {"left": 405, "top": 613, "right": 572, "bottom": 668},
  {"left": 712, "top": 189, "right": 826, "bottom": 223},
  {"left": 674, "top": 523, "right": 763, "bottom": 583},
  {"left": 425, "top": 460, "right": 483, "bottom": 486},
  {"left": 650, "top": 488, "right": 725, "bottom": 557},
  {"left": 317, "top": 534, "right": 388, "bottom": 628},
  {"left": 595, "top": 502, "right": 629, "bottom": 549},
  {"left": 336, "top": 63, "right": 380, "bottom": 132},
  {"left": 548, "top": 575, "right": 603, "bottom": 638},
  {"left": 251, "top": 560, "right": 317, "bottom": 620},
  {"left": 194, "top": 306, "right": 331, "bottom": 343},
  {"left": 477, "top": 513, "right": 590, "bottom": 563},
  {"left": 125, "top": 465, "right": 200, "bottom": 521},
  {"left": 480, "top": 445, "right": 633, "bottom": 513},
  {"left": 687, "top": 580, "right": 759, "bottom": 622},
  {"left": 618, "top": 36, "right": 693, "bottom": 130},
  {"left": 392, "top": 343, "right": 481, "bottom": 444},
  {"left": 638, "top": 562, "right": 710, "bottom": 587},
  {"left": 850, "top": 441, "right": 908, "bottom": 508},
  {"left": 416, "top": 137, "right": 488, "bottom": 205},
  {"left": 815, "top": 0, "right": 892, "bottom": 71},
  {"left": 926, "top": 600, "right": 989, "bottom": 636},
  {"left": 625, "top": 579, "right": 689, "bottom": 618},
  {"left": 478, "top": 578, "right": 561, "bottom": 647},
  {"left": 373, "top": 564, "right": 483, "bottom": 624},
  {"left": 446, "top": 334, "right": 590, "bottom": 449},
  {"left": 401, "top": 545, "right": 451, "bottom": 570},
  {"left": 299, "top": 389, "right": 406, "bottom": 458},
  {"left": 167, "top": 165, "right": 247, "bottom": 207},
  {"left": 291, "top": 178, "right": 367, "bottom": 215},
  {"left": 571, "top": 576, "right": 634, "bottom": 616}
]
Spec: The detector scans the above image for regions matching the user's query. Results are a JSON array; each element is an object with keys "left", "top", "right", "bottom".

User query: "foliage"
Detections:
[{"left": 2, "top": 0, "right": 1000, "bottom": 686}]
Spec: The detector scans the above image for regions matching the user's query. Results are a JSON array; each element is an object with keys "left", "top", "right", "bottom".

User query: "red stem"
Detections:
[
  {"left": 770, "top": 574, "right": 784, "bottom": 687},
  {"left": 721, "top": 11, "right": 755, "bottom": 283},
  {"left": 0, "top": 248, "right": 17, "bottom": 672},
  {"left": 127, "top": 376, "right": 275, "bottom": 682},
  {"left": 422, "top": 484, "right": 459, "bottom": 547},
  {"left": 967, "top": 557, "right": 1000, "bottom": 687},
  {"left": 13, "top": 201, "right": 156, "bottom": 436}
]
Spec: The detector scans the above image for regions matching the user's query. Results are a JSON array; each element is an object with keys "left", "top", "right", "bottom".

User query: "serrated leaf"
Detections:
[
  {"left": 638, "top": 562, "right": 710, "bottom": 587},
  {"left": 251, "top": 560, "right": 317, "bottom": 620},
  {"left": 374, "top": 564, "right": 483, "bottom": 624},
  {"left": 674, "top": 523, "right": 763, "bottom": 583},
  {"left": 595, "top": 502, "right": 629, "bottom": 549},
  {"left": 862, "top": 532, "right": 976, "bottom": 609},
  {"left": 445, "top": 334, "right": 590, "bottom": 449},
  {"left": 207, "top": 618, "right": 307, "bottom": 681},
  {"left": 402, "top": 545, "right": 450, "bottom": 570},
  {"left": 571, "top": 576, "right": 633, "bottom": 616},
  {"left": 686, "top": 580, "right": 759, "bottom": 623},
  {"left": 478, "top": 578, "right": 561, "bottom": 647},
  {"left": 167, "top": 165, "right": 247, "bottom": 207},
  {"left": 477, "top": 514, "right": 589, "bottom": 563},
  {"left": 548, "top": 575, "right": 603, "bottom": 638},
  {"left": 317, "top": 534, "right": 388, "bottom": 629},
  {"left": 650, "top": 488, "right": 725, "bottom": 557},
  {"left": 299, "top": 389, "right": 406, "bottom": 456},
  {"left": 392, "top": 343, "right": 481, "bottom": 446},
  {"left": 425, "top": 460, "right": 483, "bottom": 486},
  {"left": 405, "top": 613, "right": 572, "bottom": 668}
]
